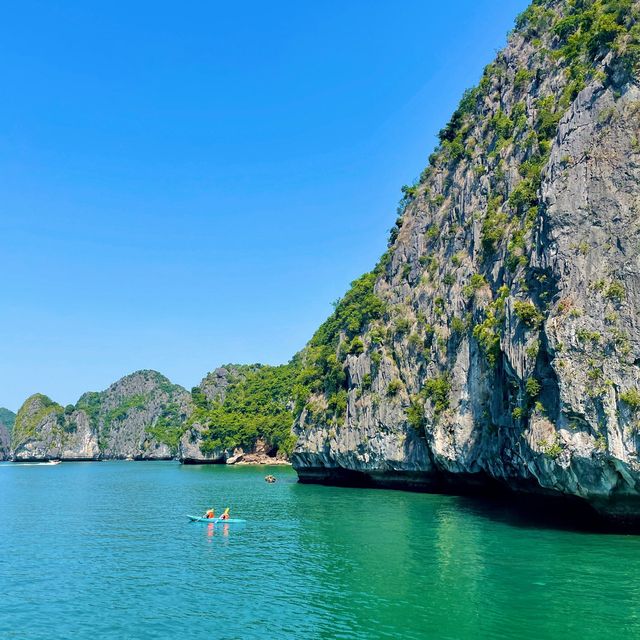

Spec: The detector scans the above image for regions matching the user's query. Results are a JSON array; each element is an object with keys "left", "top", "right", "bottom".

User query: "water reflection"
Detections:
[
  {"left": 289, "top": 482, "right": 640, "bottom": 640},
  {"left": 204, "top": 522, "right": 231, "bottom": 540}
]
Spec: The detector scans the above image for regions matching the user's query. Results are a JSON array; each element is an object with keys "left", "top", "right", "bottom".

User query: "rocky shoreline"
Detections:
[{"left": 181, "top": 438, "right": 290, "bottom": 465}]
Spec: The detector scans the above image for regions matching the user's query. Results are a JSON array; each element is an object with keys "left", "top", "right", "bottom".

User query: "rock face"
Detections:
[
  {"left": 11, "top": 371, "right": 191, "bottom": 461},
  {"left": 199, "top": 366, "right": 254, "bottom": 403},
  {"left": 292, "top": 1, "right": 640, "bottom": 522},
  {"left": 179, "top": 366, "right": 244, "bottom": 464},
  {"left": 226, "top": 438, "right": 291, "bottom": 465},
  {"left": 0, "top": 426, "right": 9, "bottom": 461},
  {"left": 0, "top": 408, "right": 15, "bottom": 460},
  {"left": 11, "top": 394, "right": 93, "bottom": 461}
]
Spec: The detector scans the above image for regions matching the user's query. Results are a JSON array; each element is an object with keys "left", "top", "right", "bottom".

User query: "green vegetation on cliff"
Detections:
[
  {"left": 193, "top": 363, "right": 299, "bottom": 456},
  {"left": 292, "top": 0, "right": 640, "bottom": 430},
  {"left": 12, "top": 394, "right": 63, "bottom": 447},
  {"left": 0, "top": 408, "right": 16, "bottom": 431},
  {"left": 294, "top": 271, "right": 387, "bottom": 422},
  {"left": 147, "top": 403, "right": 188, "bottom": 453}
]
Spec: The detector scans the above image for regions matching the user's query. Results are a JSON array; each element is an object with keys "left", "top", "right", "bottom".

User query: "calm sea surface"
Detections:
[{"left": 1, "top": 461, "right": 639, "bottom": 639}]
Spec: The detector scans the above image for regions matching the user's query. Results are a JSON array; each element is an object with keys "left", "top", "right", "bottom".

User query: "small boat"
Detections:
[{"left": 187, "top": 515, "right": 246, "bottom": 524}]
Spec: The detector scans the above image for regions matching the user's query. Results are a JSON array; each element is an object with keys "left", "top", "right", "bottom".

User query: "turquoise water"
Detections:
[{"left": 1, "top": 462, "right": 640, "bottom": 639}]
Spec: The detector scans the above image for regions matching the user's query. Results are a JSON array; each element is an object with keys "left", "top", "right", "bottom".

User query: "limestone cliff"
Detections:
[
  {"left": 0, "top": 408, "right": 15, "bottom": 460},
  {"left": 11, "top": 371, "right": 191, "bottom": 461},
  {"left": 292, "top": 0, "right": 640, "bottom": 522}
]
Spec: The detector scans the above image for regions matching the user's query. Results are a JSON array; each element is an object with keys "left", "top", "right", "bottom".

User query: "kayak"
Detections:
[{"left": 187, "top": 515, "right": 246, "bottom": 524}]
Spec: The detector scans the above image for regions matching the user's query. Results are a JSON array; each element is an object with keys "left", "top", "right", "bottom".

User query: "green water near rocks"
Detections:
[{"left": 1, "top": 461, "right": 639, "bottom": 639}]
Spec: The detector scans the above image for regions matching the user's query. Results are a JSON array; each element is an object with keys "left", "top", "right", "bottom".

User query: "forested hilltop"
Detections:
[{"left": 180, "top": 363, "right": 298, "bottom": 463}]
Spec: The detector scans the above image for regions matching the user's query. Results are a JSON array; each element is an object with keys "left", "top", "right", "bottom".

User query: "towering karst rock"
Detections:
[{"left": 291, "top": 0, "right": 640, "bottom": 521}]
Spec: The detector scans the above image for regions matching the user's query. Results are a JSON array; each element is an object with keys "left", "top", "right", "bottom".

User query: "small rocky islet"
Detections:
[{"left": 5, "top": 0, "right": 640, "bottom": 526}]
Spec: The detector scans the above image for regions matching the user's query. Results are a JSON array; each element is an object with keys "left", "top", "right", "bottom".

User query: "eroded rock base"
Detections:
[{"left": 295, "top": 466, "right": 640, "bottom": 530}]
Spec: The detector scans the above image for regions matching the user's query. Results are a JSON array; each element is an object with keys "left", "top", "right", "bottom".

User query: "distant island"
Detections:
[{"left": 5, "top": 366, "right": 294, "bottom": 465}]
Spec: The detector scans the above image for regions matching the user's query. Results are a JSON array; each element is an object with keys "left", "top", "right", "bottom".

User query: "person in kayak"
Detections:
[
  {"left": 219, "top": 507, "right": 230, "bottom": 520},
  {"left": 204, "top": 508, "right": 215, "bottom": 519}
]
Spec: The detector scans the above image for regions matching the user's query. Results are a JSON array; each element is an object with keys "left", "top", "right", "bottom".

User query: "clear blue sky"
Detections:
[{"left": 0, "top": 0, "right": 529, "bottom": 411}]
